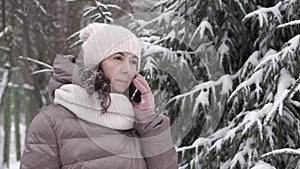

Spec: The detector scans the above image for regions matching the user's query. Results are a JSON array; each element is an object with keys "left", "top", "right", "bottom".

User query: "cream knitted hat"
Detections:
[{"left": 79, "top": 23, "right": 141, "bottom": 70}]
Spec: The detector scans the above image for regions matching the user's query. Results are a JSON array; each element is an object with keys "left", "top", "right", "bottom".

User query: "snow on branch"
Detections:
[
  {"left": 233, "top": 0, "right": 246, "bottom": 15},
  {"left": 177, "top": 125, "right": 237, "bottom": 168},
  {"left": 19, "top": 56, "right": 53, "bottom": 69},
  {"left": 228, "top": 69, "right": 264, "bottom": 101},
  {"left": 230, "top": 35, "right": 299, "bottom": 108},
  {"left": 264, "top": 69, "right": 295, "bottom": 124},
  {"left": 143, "top": 43, "right": 178, "bottom": 62},
  {"left": 191, "top": 19, "right": 214, "bottom": 41},
  {"left": 238, "top": 51, "right": 260, "bottom": 80},
  {"left": 67, "top": 31, "right": 82, "bottom": 48},
  {"left": 230, "top": 138, "right": 257, "bottom": 168},
  {"left": 90, "top": 13, "right": 112, "bottom": 23},
  {"left": 83, "top": 6, "right": 98, "bottom": 17},
  {"left": 0, "top": 46, "right": 10, "bottom": 52},
  {"left": 169, "top": 74, "right": 234, "bottom": 104},
  {"left": 95, "top": 1, "right": 109, "bottom": 10},
  {"left": 31, "top": 69, "right": 53, "bottom": 75},
  {"left": 242, "top": 1, "right": 282, "bottom": 27},
  {"left": 217, "top": 31, "right": 232, "bottom": 63},
  {"left": 105, "top": 4, "right": 121, "bottom": 10},
  {"left": 163, "top": 0, "right": 179, "bottom": 12},
  {"left": 7, "top": 82, "right": 34, "bottom": 90},
  {"left": 277, "top": 20, "right": 300, "bottom": 28},
  {"left": 144, "top": 10, "right": 176, "bottom": 28},
  {"left": 177, "top": 125, "right": 233, "bottom": 153},
  {"left": 265, "top": 126, "right": 275, "bottom": 150},
  {"left": 143, "top": 56, "right": 157, "bottom": 77},
  {"left": 207, "top": 103, "right": 273, "bottom": 155},
  {"left": 255, "top": 34, "right": 300, "bottom": 70},
  {"left": 89, "top": 1, "right": 121, "bottom": 23},
  {"left": 151, "top": 0, "right": 170, "bottom": 11},
  {"left": 32, "top": 0, "right": 47, "bottom": 15},
  {"left": 261, "top": 148, "right": 300, "bottom": 158},
  {"left": 284, "top": 74, "right": 300, "bottom": 101}
]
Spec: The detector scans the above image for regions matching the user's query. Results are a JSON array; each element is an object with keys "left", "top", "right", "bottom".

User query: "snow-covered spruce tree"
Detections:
[{"left": 128, "top": 0, "right": 300, "bottom": 168}]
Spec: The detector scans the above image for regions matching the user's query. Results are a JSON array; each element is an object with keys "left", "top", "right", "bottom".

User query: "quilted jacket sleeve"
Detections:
[
  {"left": 20, "top": 112, "right": 61, "bottom": 169},
  {"left": 134, "top": 110, "right": 178, "bottom": 169}
]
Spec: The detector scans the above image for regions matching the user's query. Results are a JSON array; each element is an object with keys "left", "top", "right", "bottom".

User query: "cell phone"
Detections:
[{"left": 129, "top": 82, "right": 141, "bottom": 103}]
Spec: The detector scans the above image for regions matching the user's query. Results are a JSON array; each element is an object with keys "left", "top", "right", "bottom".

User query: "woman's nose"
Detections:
[{"left": 119, "top": 59, "right": 131, "bottom": 73}]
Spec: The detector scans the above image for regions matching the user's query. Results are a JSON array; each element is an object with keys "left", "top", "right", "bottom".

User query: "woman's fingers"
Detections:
[
  {"left": 132, "top": 78, "right": 148, "bottom": 93},
  {"left": 131, "top": 74, "right": 155, "bottom": 111},
  {"left": 133, "top": 74, "right": 151, "bottom": 92}
]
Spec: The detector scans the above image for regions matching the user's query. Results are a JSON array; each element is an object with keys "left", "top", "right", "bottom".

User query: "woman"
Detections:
[{"left": 20, "top": 23, "right": 178, "bottom": 169}]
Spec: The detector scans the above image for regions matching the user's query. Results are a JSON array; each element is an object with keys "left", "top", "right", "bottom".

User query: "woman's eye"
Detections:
[
  {"left": 114, "top": 56, "right": 123, "bottom": 60},
  {"left": 131, "top": 60, "right": 138, "bottom": 65}
]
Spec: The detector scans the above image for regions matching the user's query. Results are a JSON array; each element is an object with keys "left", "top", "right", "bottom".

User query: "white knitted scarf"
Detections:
[{"left": 54, "top": 84, "right": 136, "bottom": 130}]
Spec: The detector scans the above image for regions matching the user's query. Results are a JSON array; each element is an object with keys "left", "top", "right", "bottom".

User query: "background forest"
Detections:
[{"left": 0, "top": 0, "right": 300, "bottom": 169}]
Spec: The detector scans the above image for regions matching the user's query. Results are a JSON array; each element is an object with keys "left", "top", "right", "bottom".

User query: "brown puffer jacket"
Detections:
[{"left": 20, "top": 55, "right": 178, "bottom": 169}]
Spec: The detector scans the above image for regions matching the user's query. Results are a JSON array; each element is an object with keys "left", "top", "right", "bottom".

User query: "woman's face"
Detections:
[{"left": 101, "top": 52, "right": 138, "bottom": 93}]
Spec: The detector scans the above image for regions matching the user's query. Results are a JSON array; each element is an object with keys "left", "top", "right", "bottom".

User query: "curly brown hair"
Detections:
[{"left": 79, "top": 64, "right": 111, "bottom": 113}]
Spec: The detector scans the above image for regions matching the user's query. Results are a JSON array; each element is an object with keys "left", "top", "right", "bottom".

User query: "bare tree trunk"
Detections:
[{"left": 1, "top": 0, "right": 5, "bottom": 29}]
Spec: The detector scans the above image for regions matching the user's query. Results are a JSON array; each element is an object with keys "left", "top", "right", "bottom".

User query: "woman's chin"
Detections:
[{"left": 111, "top": 87, "right": 127, "bottom": 94}]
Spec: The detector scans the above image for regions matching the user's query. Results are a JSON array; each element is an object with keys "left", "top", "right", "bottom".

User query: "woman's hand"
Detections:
[{"left": 130, "top": 74, "right": 155, "bottom": 112}]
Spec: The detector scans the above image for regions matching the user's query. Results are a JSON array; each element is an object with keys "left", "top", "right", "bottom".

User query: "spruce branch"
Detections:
[
  {"left": 283, "top": 75, "right": 300, "bottom": 104},
  {"left": 261, "top": 148, "right": 300, "bottom": 159}
]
